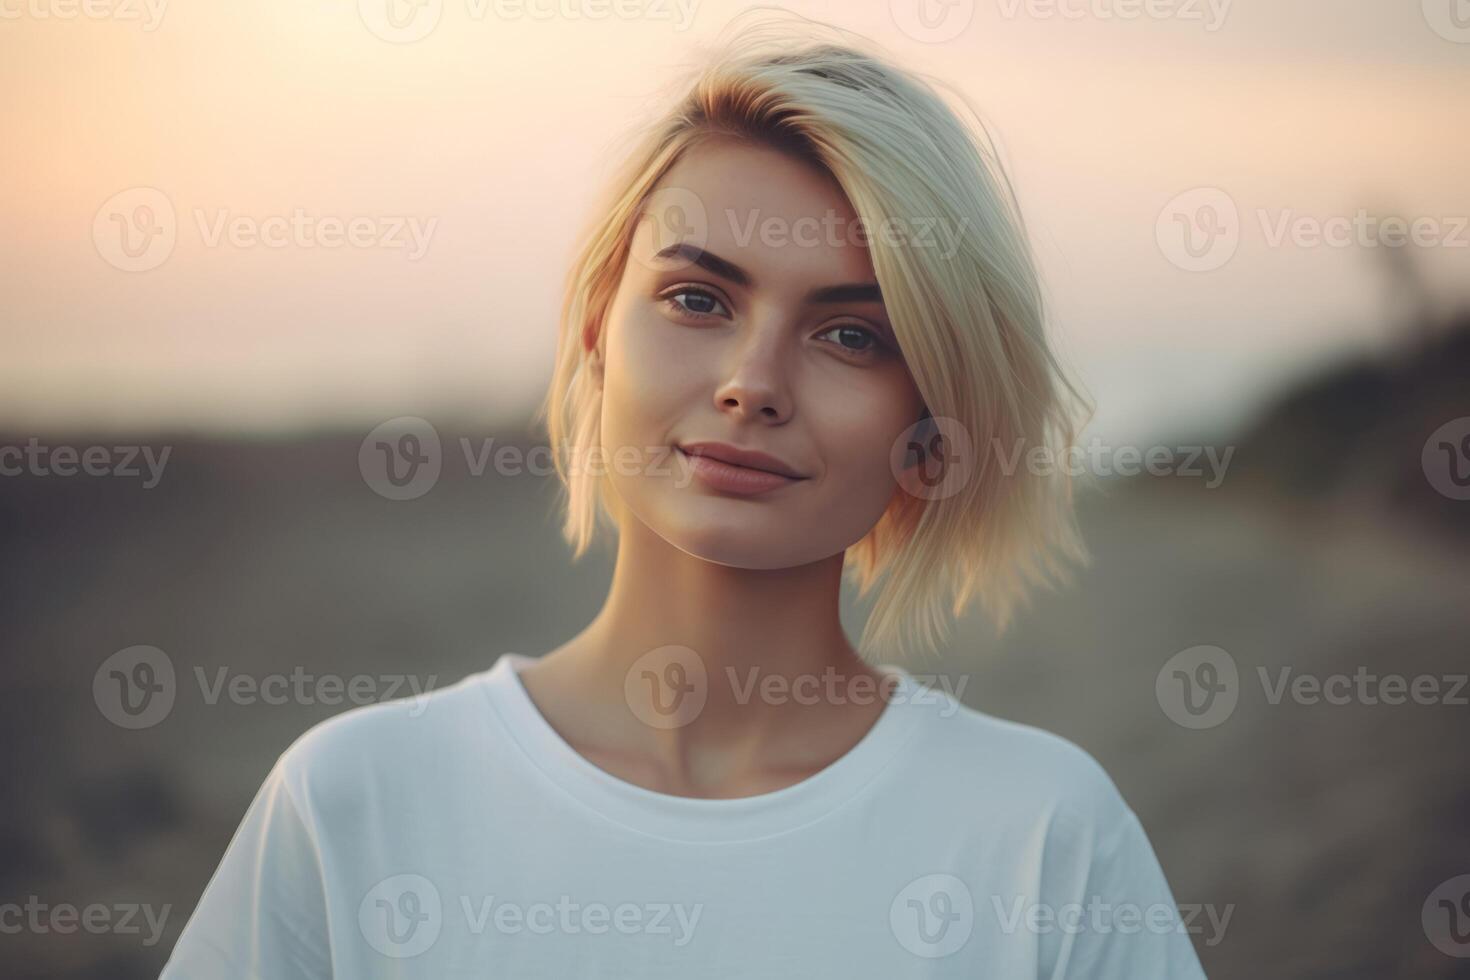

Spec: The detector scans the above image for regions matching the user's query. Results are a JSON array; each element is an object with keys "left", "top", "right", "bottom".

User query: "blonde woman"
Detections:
[{"left": 162, "top": 14, "right": 1207, "bottom": 979}]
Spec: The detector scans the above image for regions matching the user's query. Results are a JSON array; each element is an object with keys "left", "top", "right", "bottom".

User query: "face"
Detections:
[{"left": 590, "top": 137, "right": 928, "bottom": 570}]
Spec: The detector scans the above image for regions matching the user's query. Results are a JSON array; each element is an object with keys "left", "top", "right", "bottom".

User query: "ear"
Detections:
[
  {"left": 582, "top": 316, "right": 606, "bottom": 389},
  {"left": 589, "top": 344, "right": 605, "bottom": 388}
]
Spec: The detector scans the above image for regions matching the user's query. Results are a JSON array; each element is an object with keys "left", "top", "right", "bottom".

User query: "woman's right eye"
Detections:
[{"left": 662, "top": 287, "right": 730, "bottom": 320}]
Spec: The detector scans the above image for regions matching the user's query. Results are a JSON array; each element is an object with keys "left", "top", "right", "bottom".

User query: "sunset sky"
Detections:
[{"left": 3, "top": 0, "right": 1467, "bottom": 443}]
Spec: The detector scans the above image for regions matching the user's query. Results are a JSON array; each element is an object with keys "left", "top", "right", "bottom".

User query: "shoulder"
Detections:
[
  {"left": 268, "top": 667, "right": 494, "bottom": 822},
  {"left": 899, "top": 678, "right": 1137, "bottom": 841}
]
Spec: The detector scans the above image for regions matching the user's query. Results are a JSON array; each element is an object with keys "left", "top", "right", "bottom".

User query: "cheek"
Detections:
[
  {"left": 600, "top": 298, "right": 677, "bottom": 452},
  {"left": 808, "top": 392, "right": 910, "bottom": 507}
]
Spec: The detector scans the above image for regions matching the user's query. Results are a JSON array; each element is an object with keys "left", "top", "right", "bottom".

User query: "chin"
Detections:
[{"left": 655, "top": 505, "right": 805, "bottom": 570}]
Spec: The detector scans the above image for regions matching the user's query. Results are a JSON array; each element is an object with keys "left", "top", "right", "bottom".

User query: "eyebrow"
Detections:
[{"left": 652, "top": 242, "right": 885, "bottom": 306}]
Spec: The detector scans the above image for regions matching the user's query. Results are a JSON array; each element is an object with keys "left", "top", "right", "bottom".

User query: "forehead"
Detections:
[{"left": 638, "top": 137, "right": 878, "bottom": 290}]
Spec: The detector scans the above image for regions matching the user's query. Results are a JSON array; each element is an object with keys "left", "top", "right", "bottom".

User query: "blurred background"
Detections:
[{"left": 3, "top": 1, "right": 1469, "bottom": 977}]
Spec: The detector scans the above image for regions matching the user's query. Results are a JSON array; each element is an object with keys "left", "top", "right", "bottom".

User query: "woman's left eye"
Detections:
[
  {"left": 819, "top": 324, "right": 886, "bottom": 356},
  {"left": 664, "top": 288, "right": 729, "bottom": 319}
]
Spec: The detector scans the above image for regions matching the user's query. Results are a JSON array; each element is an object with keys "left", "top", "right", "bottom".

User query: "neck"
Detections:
[{"left": 527, "top": 514, "right": 894, "bottom": 795}]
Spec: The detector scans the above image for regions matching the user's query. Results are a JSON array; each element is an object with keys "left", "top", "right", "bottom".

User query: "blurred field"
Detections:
[{"left": 2, "top": 316, "right": 1468, "bottom": 979}]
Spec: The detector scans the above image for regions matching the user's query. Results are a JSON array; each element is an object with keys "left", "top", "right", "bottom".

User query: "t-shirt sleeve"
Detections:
[
  {"left": 159, "top": 755, "right": 332, "bottom": 980},
  {"left": 1048, "top": 808, "right": 1209, "bottom": 980}
]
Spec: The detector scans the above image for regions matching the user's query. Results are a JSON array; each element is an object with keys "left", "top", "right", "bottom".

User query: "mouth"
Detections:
[
  {"left": 675, "top": 443, "right": 807, "bottom": 480},
  {"left": 675, "top": 445, "right": 808, "bottom": 495}
]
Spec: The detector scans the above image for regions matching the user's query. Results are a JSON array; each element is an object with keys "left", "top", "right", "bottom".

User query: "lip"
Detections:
[
  {"left": 676, "top": 441, "right": 807, "bottom": 479},
  {"left": 675, "top": 443, "right": 807, "bottom": 496}
]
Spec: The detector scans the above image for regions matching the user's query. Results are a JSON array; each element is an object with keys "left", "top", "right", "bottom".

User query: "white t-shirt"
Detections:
[{"left": 160, "top": 653, "right": 1208, "bottom": 978}]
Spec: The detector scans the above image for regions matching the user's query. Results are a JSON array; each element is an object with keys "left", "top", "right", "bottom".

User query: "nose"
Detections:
[{"left": 711, "top": 316, "right": 794, "bottom": 423}]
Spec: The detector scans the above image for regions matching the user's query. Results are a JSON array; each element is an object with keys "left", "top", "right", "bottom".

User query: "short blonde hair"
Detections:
[{"left": 536, "top": 11, "right": 1091, "bottom": 665}]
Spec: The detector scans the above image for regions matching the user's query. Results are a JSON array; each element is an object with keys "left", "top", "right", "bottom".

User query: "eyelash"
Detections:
[{"left": 658, "top": 285, "right": 891, "bottom": 359}]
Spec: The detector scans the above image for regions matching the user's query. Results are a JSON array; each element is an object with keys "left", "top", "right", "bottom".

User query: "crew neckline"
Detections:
[{"left": 476, "top": 652, "right": 930, "bottom": 843}]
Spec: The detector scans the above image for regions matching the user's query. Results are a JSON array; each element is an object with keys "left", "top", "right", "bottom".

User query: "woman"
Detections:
[{"left": 161, "top": 14, "right": 1207, "bottom": 978}]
